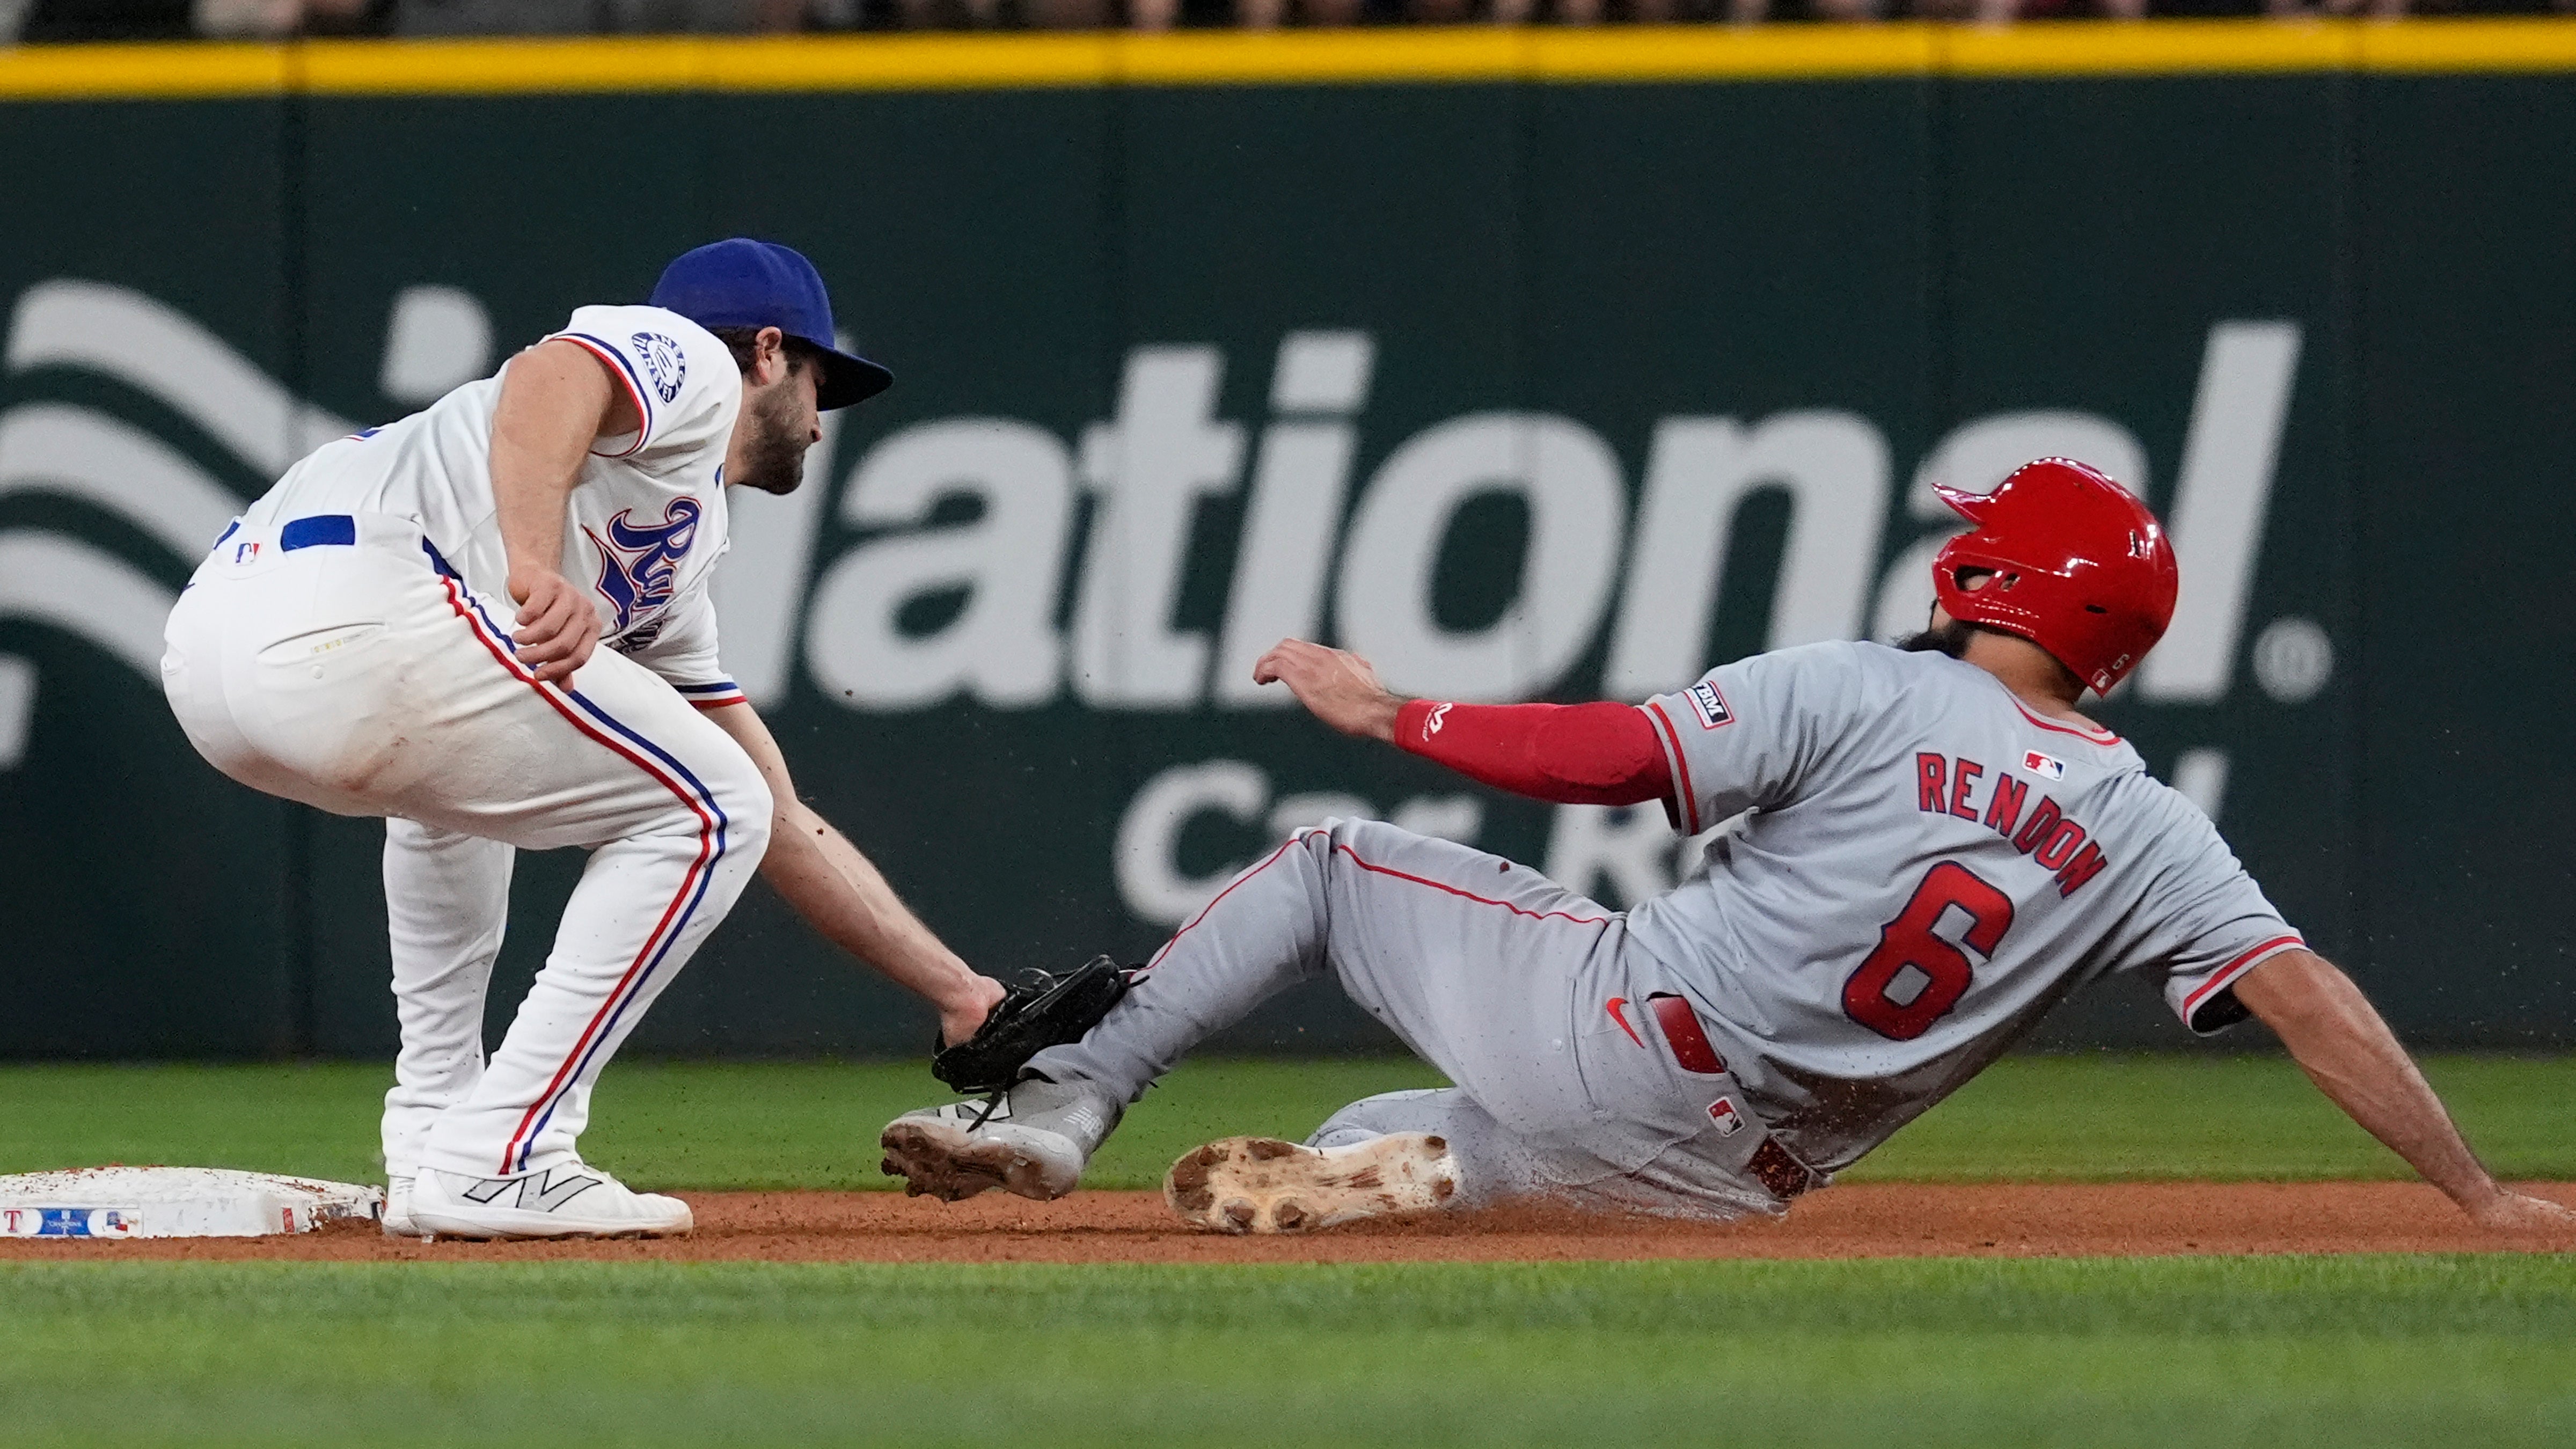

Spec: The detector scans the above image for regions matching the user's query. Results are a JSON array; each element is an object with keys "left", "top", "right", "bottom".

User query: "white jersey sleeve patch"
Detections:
[
  {"left": 1642, "top": 641, "right": 1878, "bottom": 837},
  {"left": 545, "top": 305, "right": 739, "bottom": 466}
]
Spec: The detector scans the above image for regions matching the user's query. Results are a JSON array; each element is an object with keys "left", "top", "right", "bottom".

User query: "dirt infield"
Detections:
[{"left": 2, "top": 1181, "right": 2571, "bottom": 1262}]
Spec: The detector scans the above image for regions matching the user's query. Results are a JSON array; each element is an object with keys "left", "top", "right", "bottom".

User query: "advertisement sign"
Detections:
[{"left": 1, "top": 46, "right": 2567, "bottom": 1053}]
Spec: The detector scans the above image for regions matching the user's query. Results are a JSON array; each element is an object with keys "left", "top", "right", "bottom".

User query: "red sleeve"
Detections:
[{"left": 1391, "top": 699, "right": 1672, "bottom": 807}]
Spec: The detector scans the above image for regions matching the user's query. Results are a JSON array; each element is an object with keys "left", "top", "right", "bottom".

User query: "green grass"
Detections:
[
  {"left": 1844, "top": 1052, "right": 2576, "bottom": 1184},
  {"left": 1, "top": 1256, "right": 2571, "bottom": 1447},
  {"left": 3, "top": 1058, "right": 2571, "bottom": 1447},
  {"left": 0, "top": 1053, "right": 2567, "bottom": 1190}
]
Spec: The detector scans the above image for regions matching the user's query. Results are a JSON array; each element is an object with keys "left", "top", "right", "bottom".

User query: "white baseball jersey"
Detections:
[
  {"left": 168, "top": 302, "right": 772, "bottom": 1183},
  {"left": 239, "top": 304, "right": 746, "bottom": 706},
  {"left": 1627, "top": 641, "right": 2303, "bottom": 1171}
]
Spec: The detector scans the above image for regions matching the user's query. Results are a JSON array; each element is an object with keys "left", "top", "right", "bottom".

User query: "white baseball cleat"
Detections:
[
  {"left": 1165, "top": 1132, "right": 1461, "bottom": 1235},
  {"left": 879, "top": 1079, "right": 1119, "bottom": 1204},
  {"left": 379, "top": 1174, "right": 426, "bottom": 1240},
  {"left": 406, "top": 1161, "right": 693, "bottom": 1240}
]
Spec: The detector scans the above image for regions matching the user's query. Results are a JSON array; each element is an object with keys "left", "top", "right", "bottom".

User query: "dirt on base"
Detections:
[{"left": 1, "top": 1181, "right": 2571, "bottom": 1263}]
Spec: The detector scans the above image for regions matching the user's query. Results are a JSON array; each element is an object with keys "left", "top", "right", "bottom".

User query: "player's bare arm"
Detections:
[
  {"left": 1252, "top": 639, "right": 1404, "bottom": 741},
  {"left": 2234, "top": 950, "right": 2575, "bottom": 1230},
  {"left": 701, "top": 700, "right": 1005, "bottom": 1047},
  {"left": 488, "top": 338, "right": 638, "bottom": 683}
]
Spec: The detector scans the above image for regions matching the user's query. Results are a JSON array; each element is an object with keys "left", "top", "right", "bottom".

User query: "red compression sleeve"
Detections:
[{"left": 1391, "top": 699, "right": 1672, "bottom": 807}]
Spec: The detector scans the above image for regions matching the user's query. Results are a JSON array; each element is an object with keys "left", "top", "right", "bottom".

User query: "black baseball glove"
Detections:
[{"left": 931, "top": 955, "right": 1137, "bottom": 1095}]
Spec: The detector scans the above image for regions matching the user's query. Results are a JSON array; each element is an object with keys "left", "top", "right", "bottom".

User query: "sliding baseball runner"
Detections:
[
  {"left": 881, "top": 459, "right": 2573, "bottom": 1236},
  {"left": 163, "top": 240, "right": 1007, "bottom": 1239}
]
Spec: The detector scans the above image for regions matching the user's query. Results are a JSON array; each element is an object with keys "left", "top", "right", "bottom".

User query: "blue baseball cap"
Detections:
[{"left": 648, "top": 239, "right": 892, "bottom": 409}]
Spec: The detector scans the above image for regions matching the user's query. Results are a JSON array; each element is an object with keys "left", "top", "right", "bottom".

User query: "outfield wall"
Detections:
[{"left": 2, "top": 23, "right": 2571, "bottom": 1057}]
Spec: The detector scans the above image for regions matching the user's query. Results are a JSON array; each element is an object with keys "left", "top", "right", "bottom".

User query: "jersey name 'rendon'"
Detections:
[
  {"left": 237, "top": 304, "right": 742, "bottom": 697},
  {"left": 1626, "top": 641, "right": 2302, "bottom": 1171}
]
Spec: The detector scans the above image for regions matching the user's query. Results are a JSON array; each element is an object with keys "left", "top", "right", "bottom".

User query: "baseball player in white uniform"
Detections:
[
  {"left": 164, "top": 240, "right": 1003, "bottom": 1240},
  {"left": 881, "top": 458, "right": 2573, "bottom": 1236}
]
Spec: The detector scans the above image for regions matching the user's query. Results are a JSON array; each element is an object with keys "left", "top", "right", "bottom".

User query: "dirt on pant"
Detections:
[{"left": 2, "top": 1181, "right": 2571, "bottom": 1263}]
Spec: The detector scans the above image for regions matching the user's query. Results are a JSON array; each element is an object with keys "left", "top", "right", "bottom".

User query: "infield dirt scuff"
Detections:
[{"left": 1, "top": 1181, "right": 2571, "bottom": 1263}]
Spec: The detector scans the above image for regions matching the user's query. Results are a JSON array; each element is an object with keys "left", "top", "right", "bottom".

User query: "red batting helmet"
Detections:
[{"left": 1930, "top": 457, "right": 2178, "bottom": 696}]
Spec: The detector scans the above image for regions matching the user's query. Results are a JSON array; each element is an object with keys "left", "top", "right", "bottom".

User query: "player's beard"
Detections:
[
  {"left": 1898, "top": 618, "right": 1977, "bottom": 660},
  {"left": 730, "top": 384, "right": 813, "bottom": 496}
]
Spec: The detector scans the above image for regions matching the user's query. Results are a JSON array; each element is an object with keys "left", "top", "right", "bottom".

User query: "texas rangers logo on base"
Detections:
[
  {"left": 586, "top": 496, "right": 701, "bottom": 634},
  {"left": 2022, "top": 750, "right": 2066, "bottom": 780},
  {"left": 1688, "top": 680, "right": 1733, "bottom": 729},
  {"left": 1, "top": 1207, "right": 135, "bottom": 1236},
  {"left": 1708, "top": 1096, "right": 1746, "bottom": 1138}
]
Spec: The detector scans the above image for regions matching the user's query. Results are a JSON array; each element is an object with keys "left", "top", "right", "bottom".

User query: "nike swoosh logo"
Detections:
[{"left": 1606, "top": 998, "right": 1645, "bottom": 1049}]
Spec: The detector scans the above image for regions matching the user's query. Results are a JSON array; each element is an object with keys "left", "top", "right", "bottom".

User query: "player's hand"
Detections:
[
  {"left": 2463, "top": 1189, "right": 2576, "bottom": 1233},
  {"left": 938, "top": 974, "right": 1009, "bottom": 1050},
  {"left": 1253, "top": 638, "right": 1404, "bottom": 742},
  {"left": 508, "top": 565, "right": 601, "bottom": 685}
]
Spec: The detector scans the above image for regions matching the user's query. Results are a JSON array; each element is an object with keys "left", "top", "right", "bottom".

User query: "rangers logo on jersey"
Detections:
[
  {"left": 632, "top": 331, "right": 687, "bottom": 404},
  {"left": 586, "top": 496, "right": 701, "bottom": 635}
]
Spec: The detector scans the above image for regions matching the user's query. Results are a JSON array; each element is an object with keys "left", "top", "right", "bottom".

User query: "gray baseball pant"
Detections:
[{"left": 1027, "top": 817, "right": 1782, "bottom": 1218}]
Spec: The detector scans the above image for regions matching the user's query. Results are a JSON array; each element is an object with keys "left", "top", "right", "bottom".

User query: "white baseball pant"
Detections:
[{"left": 160, "top": 511, "right": 771, "bottom": 1178}]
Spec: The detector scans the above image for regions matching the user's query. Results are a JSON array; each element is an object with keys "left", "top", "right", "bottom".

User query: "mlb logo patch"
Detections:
[
  {"left": 2022, "top": 750, "right": 2066, "bottom": 780},
  {"left": 1688, "top": 680, "right": 1733, "bottom": 730},
  {"left": 233, "top": 541, "right": 259, "bottom": 564},
  {"left": 1708, "top": 1096, "right": 1746, "bottom": 1138}
]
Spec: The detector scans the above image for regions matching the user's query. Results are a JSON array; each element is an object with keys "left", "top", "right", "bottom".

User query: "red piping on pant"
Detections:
[{"left": 442, "top": 579, "right": 720, "bottom": 1173}]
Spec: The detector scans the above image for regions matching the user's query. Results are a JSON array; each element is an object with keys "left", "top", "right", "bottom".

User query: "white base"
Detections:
[{"left": 0, "top": 1167, "right": 384, "bottom": 1239}]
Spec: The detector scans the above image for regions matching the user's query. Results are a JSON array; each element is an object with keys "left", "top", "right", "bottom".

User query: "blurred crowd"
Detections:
[{"left": 6, "top": 0, "right": 2571, "bottom": 42}]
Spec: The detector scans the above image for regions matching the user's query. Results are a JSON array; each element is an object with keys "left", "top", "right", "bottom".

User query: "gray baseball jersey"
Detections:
[{"left": 1626, "top": 641, "right": 2303, "bottom": 1173}]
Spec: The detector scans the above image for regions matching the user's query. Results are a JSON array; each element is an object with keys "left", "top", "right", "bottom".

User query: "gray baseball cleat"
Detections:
[
  {"left": 879, "top": 1078, "right": 1121, "bottom": 1203},
  {"left": 1164, "top": 1132, "right": 1461, "bottom": 1234},
  {"left": 407, "top": 1161, "right": 693, "bottom": 1240}
]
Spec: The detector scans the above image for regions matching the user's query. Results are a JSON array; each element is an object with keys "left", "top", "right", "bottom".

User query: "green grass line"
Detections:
[
  {"left": 0, "top": 1054, "right": 2567, "bottom": 1190},
  {"left": 0, "top": 1257, "right": 2570, "bottom": 1447}
]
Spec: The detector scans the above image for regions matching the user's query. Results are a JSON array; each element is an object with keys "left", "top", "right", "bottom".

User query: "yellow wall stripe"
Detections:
[
  {"left": 299, "top": 36, "right": 705, "bottom": 93},
  {"left": 0, "top": 41, "right": 288, "bottom": 99},
  {"left": 2359, "top": 17, "right": 2576, "bottom": 72},
  {"left": 712, "top": 33, "right": 1114, "bottom": 90},
  {"left": 1942, "top": 19, "right": 2354, "bottom": 76},
  {"left": 3, "top": 19, "right": 2575, "bottom": 100},
  {"left": 1534, "top": 27, "right": 1939, "bottom": 82},
  {"left": 1118, "top": 28, "right": 1520, "bottom": 83}
]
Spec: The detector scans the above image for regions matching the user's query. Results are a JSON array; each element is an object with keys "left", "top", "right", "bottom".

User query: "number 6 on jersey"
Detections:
[{"left": 1843, "top": 862, "right": 2015, "bottom": 1041}]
